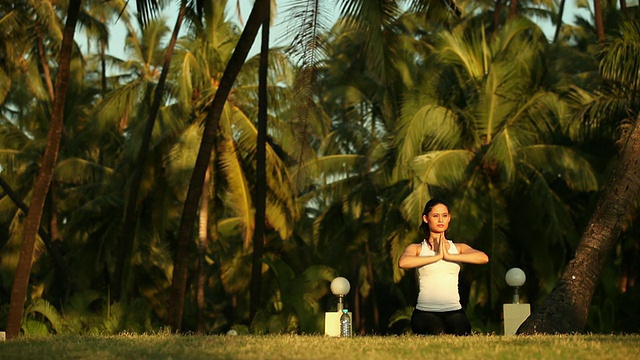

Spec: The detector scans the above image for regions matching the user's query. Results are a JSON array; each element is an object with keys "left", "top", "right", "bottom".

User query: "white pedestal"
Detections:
[
  {"left": 503, "top": 303, "right": 530, "bottom": 335},
  {"left": 324, "top": 311, "right": 352, "bottom": 336}
]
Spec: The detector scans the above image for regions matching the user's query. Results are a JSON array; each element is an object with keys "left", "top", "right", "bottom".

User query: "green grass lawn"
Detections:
[{"left": 1, "top": 333, "right": 639, "bottom": 359}]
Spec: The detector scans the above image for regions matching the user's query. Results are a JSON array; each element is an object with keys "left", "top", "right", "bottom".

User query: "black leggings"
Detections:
[{"left": 411, "top": 308, "right": 471, "bottom": 336}]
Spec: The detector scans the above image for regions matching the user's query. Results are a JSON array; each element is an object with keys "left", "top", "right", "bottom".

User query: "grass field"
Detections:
[{"left": 1, "top": 333, "right": 639, "bottom": 359}]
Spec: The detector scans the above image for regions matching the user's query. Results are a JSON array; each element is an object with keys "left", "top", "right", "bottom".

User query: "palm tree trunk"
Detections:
[
  {"left": 48, "top": 182, "right": 61, "bottom": 242},
  {"left": 36, "top": 29, "right": 55, "bottom": 102},
  {"left": 594, "top": 0, "right": 605, "bottom": 43},
  {"left": 114, "top": 0, "right": 186, "bottom": 301},
  {"left": 100, "top": 14, "right": 107, "bottom": 97},
  {"left": 508, "top": 0, "right": 518, "bottom": 20},
  {"left": 518, "top": 116, "right": 640, "bottom": 334},
  {"left": 168, "top": 0, "right": 270, "bottom": 332},
  {"left": 553, "top": 0, "right": 567, "bottom": 43},
  {"left": 196, "top": 165, "right": 211, "bottom": 334},
  {"left": 250, "top": 0, "right": 270, "bottom": 321},
  {"left": 5, "top": 0, "right": 81, "bottom": 340},
  {"left": 493, "top": 0, "right": 503, "bottom": 30}
]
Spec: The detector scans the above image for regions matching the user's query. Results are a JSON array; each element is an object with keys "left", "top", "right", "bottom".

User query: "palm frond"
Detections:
[
  {"left": 395, "top": 103, "right": 461, "bottom": 169},
  {"left": 24, "top": 61, "right": 49, "bottom": 101},
  {"left": 223, "top": 105, "right": 298, "bottom": 226},
  {"left": 90, "top": 80, "right": 144, "bottom": 133},
  {"left": 24, "top": 298, "right": 62, "bottom": 334},
  {"left": 285, "top": 0, "right": 333, "bottom": 67},
  {"left": 265, "top": 194, "right": 293, "bottom": 240},
  {"left": 514, "top": 162, "right": 581, "bottom": 248},
  {"left": 219, "top": 140, "right": 254, "bottom": 249},
  {"left": 387, "top": 305, "right": 413, "bottom": 331},
  {"left": 135, "top": 0, "right": 165, "bottom": 28},
  {"left": 599, "top": 20, "right": 640, "bottom": 90},
  {"left": 292, "top": 154, "right": 367, "bottom": 193},
  {"left": 0, "top": 9, "right": 22, "bottom": 36},
  {"left": 388, "top": 229, "right": 418, "bottom": 283},
  {"left": 399, "top": 181, "right": 432, "bottom": 225},
  {"left": 220, "top": 250, "right": 252, "bottom": 293},
  {"left": 0, "top": 68, "right": 9, "bottom": 105},
  {"left": 448, "top": 171, "right": 490, "bottom": 239},
  {"left": 436, "top": 27, "right": 486, "bottom": 81},
  {"left": 164, "top": 122, "right": 201, "bottom": 201},
  {"left": 411, "top": 149, "right": 473, "bottom": 188},
  {"left": 483, "top": 127, "right": 525, "bottom": 183},
  {"left": 172, "top": 48, "right": 199, "bottom": 113},
  {"left": 520, "top": 144, "right": 599, "bottom": 192},
  {"left": 35, "top": 0, "right": 63, "bottom": 43},
  {"left": 475, "top": 63, "right": 521, "bottom": 143},
  {"left": 55, "top": 158, "right": 115, "bottom": 185}
]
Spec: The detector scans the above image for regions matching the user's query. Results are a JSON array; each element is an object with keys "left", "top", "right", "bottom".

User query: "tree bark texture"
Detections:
[
  {"left": 5, "top": 0, "right": 82, "bottom": 340},
  {"left": 518, "top": 117, "right": 640, "bottom": 334},
  {"left": 168, "top": 0, "right": 270, "bottom": 332}
]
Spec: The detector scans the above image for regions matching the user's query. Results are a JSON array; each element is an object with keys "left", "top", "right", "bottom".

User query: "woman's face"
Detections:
[{"left": 422, "top": 203, "right": 450, "bottom": 234}]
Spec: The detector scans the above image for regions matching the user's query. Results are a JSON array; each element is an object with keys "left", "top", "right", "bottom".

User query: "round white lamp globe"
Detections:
[
  {"left": 330, "top": 277, "right": 350, "bottom": 296},
  {"left": 505, "top": 268, "right": 526, "bottom": 287}
]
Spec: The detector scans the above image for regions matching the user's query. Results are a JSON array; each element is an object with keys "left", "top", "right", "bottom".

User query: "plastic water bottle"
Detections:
[{"left": 340, "top": 308, "right": 352, "bottom": 337}]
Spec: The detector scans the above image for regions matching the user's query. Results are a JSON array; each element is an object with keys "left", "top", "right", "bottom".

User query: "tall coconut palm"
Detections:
[
  {"left": 80, "top": 0, "right": 132, "bottom": 96},
  {"left": 84, "top": 14, "right": 174, "bottom": 300},
  {"left": 115, "top": 0, "right": 187, "bottom": 301},
  {"left": 250, "top": 0, "right": 271, "bottom": 320},
  {"left": 6, "top": 0, "right": 82, "bottom": 340},
  {"left": 391, "top": 19, "right": 600, "bottom": 323},
  {"left": 169, "top": 0, "right": 271, "bottom": 331},
  {"left": 519, "top": 18, "right": 640, "bottom": 334}
]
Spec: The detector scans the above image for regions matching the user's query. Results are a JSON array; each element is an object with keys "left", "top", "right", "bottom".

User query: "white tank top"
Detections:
[{"left": 415, "top": 239, "right": 461, "bottom": 312}]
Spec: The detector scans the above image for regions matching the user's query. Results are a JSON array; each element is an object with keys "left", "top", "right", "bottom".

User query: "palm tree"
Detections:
[
  {"left": 80, "top": 0, "right": 132, "bottom": 96},
  {"left": 83, "top": 14, "right": 174, "bottom": 300},
  {"left": 6, "top": 0, "right": 82, "bottom": 340},
  {"left": 289, "top": 7, "right": 442, "bottom": 332},
  {"left": 115, "top": 0, "right": 187, "bottom": 301},
  {"left": 519, "top": 19, "right": 640, "bottom": 334},
  {"left": 169, "top": 0, "right": 271, "bottom": 331},
  {"left": 250, "top": 0, "right": 270, "bottom": 320},
  {"left": 391, "top": 18, "right": 600, "bottom": 324}
]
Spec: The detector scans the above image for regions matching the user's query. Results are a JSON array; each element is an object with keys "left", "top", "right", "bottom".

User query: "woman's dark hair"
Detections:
[{"left": 419, "top": 198, "right": 450, "bottom": 235}]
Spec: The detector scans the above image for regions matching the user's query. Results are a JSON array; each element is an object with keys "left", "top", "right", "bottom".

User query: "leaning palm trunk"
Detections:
[
  {"left": 518, "top": 116, "right": 640, "bottom": 334},
  {"left": 553, "top": 0, "right": 567, "bottom": 43},
  {"left": 114, "top": 0, "right": 186, "bottom": 301},
  {"left": 168, "top": 0, "right": 270, "bottom": 332},
  {"left": 5, "top": 0, "right": 82, "bottom": 340}
]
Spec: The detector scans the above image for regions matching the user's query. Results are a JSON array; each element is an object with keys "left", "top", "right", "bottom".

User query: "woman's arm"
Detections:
[
  {"left": 398, "top": 243, "right": 443, "bottom": 269},
  {"left": 442, "top": 242, "right": 489, "bottom": 264}
]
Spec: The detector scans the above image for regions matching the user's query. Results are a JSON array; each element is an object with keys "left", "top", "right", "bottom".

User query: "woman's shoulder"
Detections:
[
  {"left": 403, "top": 242, "right": 423, "bottom": 253},
  {"left": 409, "top": 241, "right": 425, "bottom": 249}
]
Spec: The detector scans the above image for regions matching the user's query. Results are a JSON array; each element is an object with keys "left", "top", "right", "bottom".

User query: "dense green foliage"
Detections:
[{"left": 0, "top": 0, "right": 639, "bottom": 336}]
